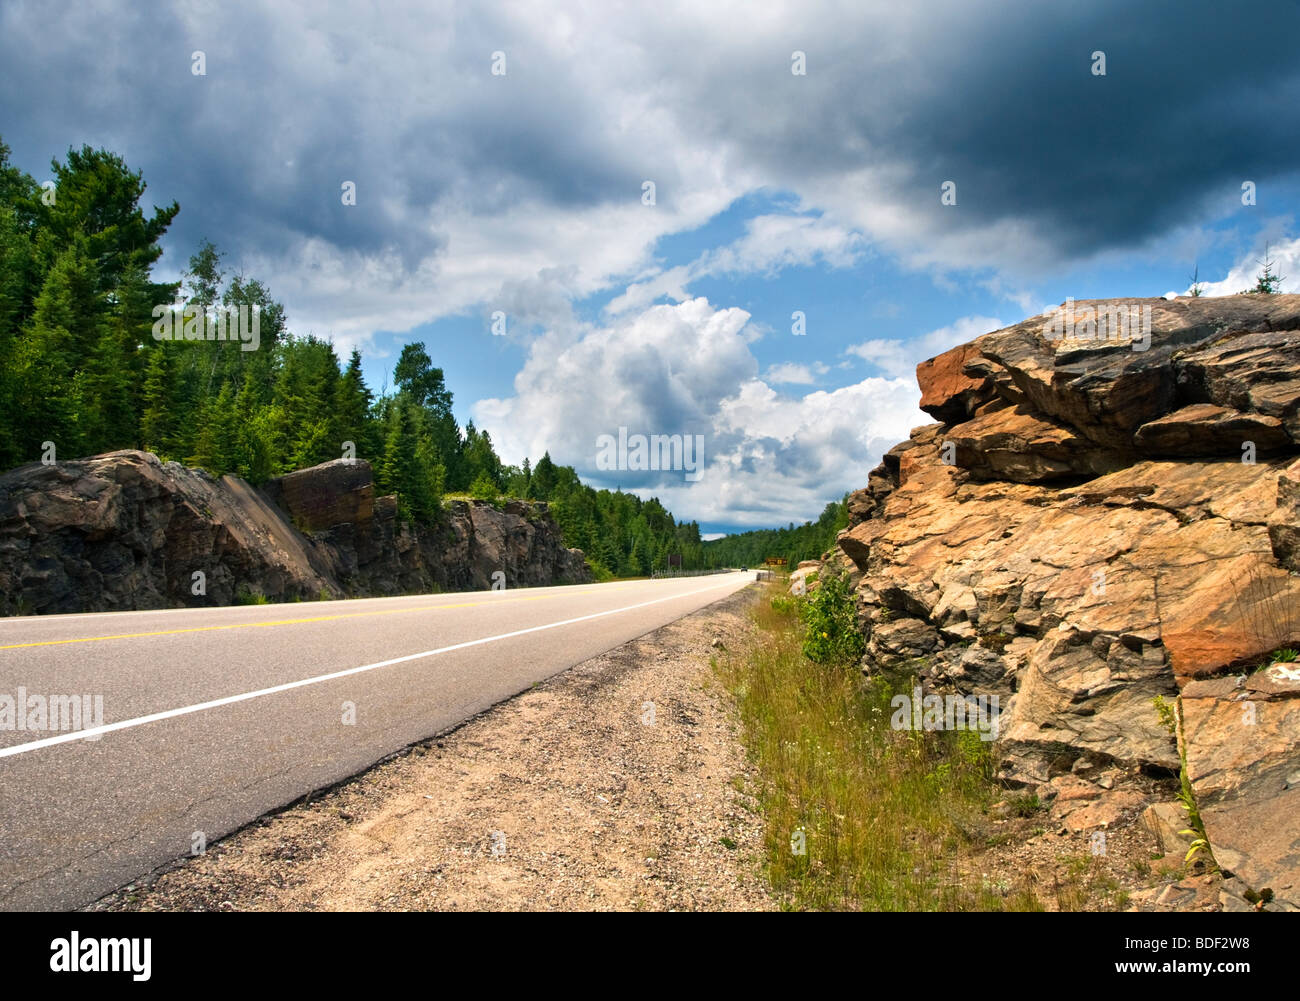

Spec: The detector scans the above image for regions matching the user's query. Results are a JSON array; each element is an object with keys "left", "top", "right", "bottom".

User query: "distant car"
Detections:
[{"left": 740, "top": 566, "right": 748, "bottom": 572}]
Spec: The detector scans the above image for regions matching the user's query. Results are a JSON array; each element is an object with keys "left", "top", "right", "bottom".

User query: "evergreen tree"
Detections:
[
  {"left": 1242, "top": 244, "right": 1287, "bottom": 294},
  {"left": 337, "top": 349, "right": 376, "bottom": 463},
  {"left": 139, "top": 344, "right": 178, "bottom": 457},
  {"left": 532, "top": 451, "right": 558, "bottom": 499}
]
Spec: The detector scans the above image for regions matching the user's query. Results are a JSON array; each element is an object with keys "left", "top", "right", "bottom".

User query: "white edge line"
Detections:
[
  {"left": 0, "top": 578, "right": 643, "bottom": 627},
  {"left": 0, "top": 575, "right": 746, "bottom": 760}
]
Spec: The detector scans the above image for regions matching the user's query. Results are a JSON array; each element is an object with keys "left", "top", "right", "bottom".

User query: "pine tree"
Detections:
[
  {"left": 532, "top": 451, "right": 558, "bottom": 499},
  {"left": 22, "top": 241, "right": 105, "bottom": 456},
  {"left": 336, "top": 349, "right": 375, "bottom": 463},
  {"left": 1242, "top": 244, "right": 1287, "bottom": 294},
  {"left": 140, "top": 345, "right": 178, "bottom": 458},
  {"left": 232, "top": 376, "right": 275, "bottom": 482}
]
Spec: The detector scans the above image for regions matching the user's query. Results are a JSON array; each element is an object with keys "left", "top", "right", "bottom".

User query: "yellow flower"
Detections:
[{"left": 821, "top": 631, "right": 828, "bottom": 638}]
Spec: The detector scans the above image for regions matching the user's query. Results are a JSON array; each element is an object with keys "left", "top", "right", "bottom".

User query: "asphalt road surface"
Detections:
[{"left": 0, "top": 572, "right": 753, "bottom": 910}]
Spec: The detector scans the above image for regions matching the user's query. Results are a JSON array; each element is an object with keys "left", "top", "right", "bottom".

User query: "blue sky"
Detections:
[{"left": 3, "top": 0, "right": 1298, "bottom": 534}]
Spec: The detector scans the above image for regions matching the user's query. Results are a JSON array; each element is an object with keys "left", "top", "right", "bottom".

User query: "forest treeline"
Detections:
[
  {"left": 0, "top": 139, "right": 848, "bottom": 579},
  {"left": 701, "top": 499, "right": 847, "bottom": 569},
  {"left": 0, "top": 140, "right": 725, "bottom": 577}
]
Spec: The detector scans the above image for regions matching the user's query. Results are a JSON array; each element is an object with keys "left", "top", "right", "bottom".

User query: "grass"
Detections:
[
  {"left": 1049, "top": 855, "right": 1129, "bottom": 911},
  {"left": 235, "top": 587, "right": 271, "bottom": 605},
  {"left": 1152, "top": 694, "right": 1217, "bottom": 873},
  {"left": 1006, "top": 793, "right": 1044, "bottom": 817},
  {"left": 444, "top": 490, "right": 507, "bottom": 510},
  {"left": 713, "top": 585, "right": 1042, "bottom": 911},
  {"left": 1255, "top": 647, "right": 1299, "bottom": 672}
]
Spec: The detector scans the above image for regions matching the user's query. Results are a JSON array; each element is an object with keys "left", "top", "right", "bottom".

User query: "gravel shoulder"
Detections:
[{"left": 88, "top": 585, "right": 774, "bottom": 912}]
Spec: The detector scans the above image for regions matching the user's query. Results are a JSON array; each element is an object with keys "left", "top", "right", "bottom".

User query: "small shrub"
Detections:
[
  {"left": 769, "top": 594, "right": 800, "bottom": 615},
  {"left": 1152, "top": 695, "right": 1177, "bottom": 735},
  {"left": 978, "top": 631, "right": 1013, "bottom": 653},
  {"left": 801, "top": 568, "right": 865, "bottom": 664},
  {"left": 1008, "top": 793, "right": 1043, "bottom": 817},
  {"left": 587, "top": 560, "right": 615, "bottom": 582},
  {"left": 469, "top": 472, "right": 500, "bottom": 502},
  {"left": 235, "top": 587, "right": 270, "bottom": 605}
]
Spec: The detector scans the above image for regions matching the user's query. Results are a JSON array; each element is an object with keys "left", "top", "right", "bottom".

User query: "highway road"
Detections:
[{"left": 0, "top": 572, "right": 753, "bottom": 910}]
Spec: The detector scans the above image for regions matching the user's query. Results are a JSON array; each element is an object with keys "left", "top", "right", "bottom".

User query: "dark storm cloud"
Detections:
[
  {"left": 888, "top": 1, "right": 1300, "bottom": 254},
  {"left": 2, "top": 0, "right": 1295, "bottom": 291},
  {"left": 0, "top": 2, "right": 434, "bottom": 268},
  {"left": 0, "top": 1, "right": 650, "bottom": 277},
  {"left": 633, "top": 0, "right": 1300, "bottom": 263}
]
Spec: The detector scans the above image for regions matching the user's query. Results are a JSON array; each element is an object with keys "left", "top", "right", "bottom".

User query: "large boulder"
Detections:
[
  {"left": 0, "top": 451, "right": 590, "bottom": 615},
  {"left": 0, "top": 451, "right": 335, "bottom": 612},
  {"left": 834, "top": 295, "right": 1300, "bottom": 904},
  {"left": 264, "top": 459, "right": 374, "bottom": 532}
]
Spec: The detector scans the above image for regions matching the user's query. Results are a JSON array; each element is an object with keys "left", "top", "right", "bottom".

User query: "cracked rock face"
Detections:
[
  {"left": 0, "top": 451, "right": 589, "bottom": 615},
  {"left": 832, "top": 295, "right": 1300, "bottom": 909},
  {"left": 1181, "top": 666, "right": 1300, "bottom": 910}
]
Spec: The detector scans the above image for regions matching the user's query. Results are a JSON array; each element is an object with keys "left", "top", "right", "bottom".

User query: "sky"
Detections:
[{"left": 3, "top": 0, "right": 1299, "bottom": 535}]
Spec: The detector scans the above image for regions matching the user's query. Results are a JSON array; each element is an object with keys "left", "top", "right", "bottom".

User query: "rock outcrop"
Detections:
[
  {"left": 829, "top": 294, "right": 1300, "bottom": 911},
  {"left": 0, "top": 451, "right": 589, "bottom": 615}
]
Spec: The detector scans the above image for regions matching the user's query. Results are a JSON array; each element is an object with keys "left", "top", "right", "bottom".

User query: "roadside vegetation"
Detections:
[{"left": 714, "top": 573, "right": 1042, "bottom": 910}]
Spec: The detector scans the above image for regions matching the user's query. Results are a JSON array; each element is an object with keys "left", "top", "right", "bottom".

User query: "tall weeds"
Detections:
[{"left": 714, "top": 586, "right": 1040, "bottom": 910}]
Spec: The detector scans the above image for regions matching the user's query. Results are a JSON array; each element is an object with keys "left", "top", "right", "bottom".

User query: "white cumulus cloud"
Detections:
[
  {"left": 474, "top": 297, "right": 926, "bottom": 527},
  {"left": 845, "top": 314, "right": 1004, "bottom": 379}
]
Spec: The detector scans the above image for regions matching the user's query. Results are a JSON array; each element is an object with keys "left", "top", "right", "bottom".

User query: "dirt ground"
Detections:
[{"left": 88, "top": 587, "right": 776, "bottom": 912}]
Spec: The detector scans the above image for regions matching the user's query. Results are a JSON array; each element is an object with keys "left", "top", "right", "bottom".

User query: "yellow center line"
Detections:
[{"left": 0, "top": 590, "right": 602, "bottom": 650}]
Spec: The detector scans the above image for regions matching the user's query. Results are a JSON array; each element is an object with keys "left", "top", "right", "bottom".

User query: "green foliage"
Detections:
[
  {"left": 1155, "top": 692, "right": 1218, "bottom": 872},
  {"left": 1007, "top": 793, "right": 1043, "bottom": 817},
  {"left": 769, "top": 594, "right": 799, "bottom": 615},
  {"left": 542, "top": 468, "right": 706, "bottom": 577},
  {"left": 0, "top": 135, "right": 722, "bottom": 578},
  {"left": 1239, "top": 244, "right": 1287, "bottom": 294},
  {"left": 703, "top": 499, "right": 848, "bottom": 569},
  {"left": 800, "top": 568, "right": 865, "bottom": 664},
  {"left": 0, "top": 139, "right": 446, "bottom": 524},
  {"left": 235, "top": 587, "right": 270, "bottom": 605},
  {"left": 469, "top": 470, "right": 500, "bottom": 501},
  {"left": 1177, "top": 773, "right": 1213, "bottom": 866},
  {"left": 712, "top": 589, "right": 1038, "bottom": 911},
  {"left": 1152, "top": 694, "right": 1177, "bottom": 735}
]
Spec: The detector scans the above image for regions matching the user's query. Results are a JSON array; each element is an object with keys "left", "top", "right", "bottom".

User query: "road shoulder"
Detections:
[{"left": 87, "top": 586, "right": 774, "bottom": 912}]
